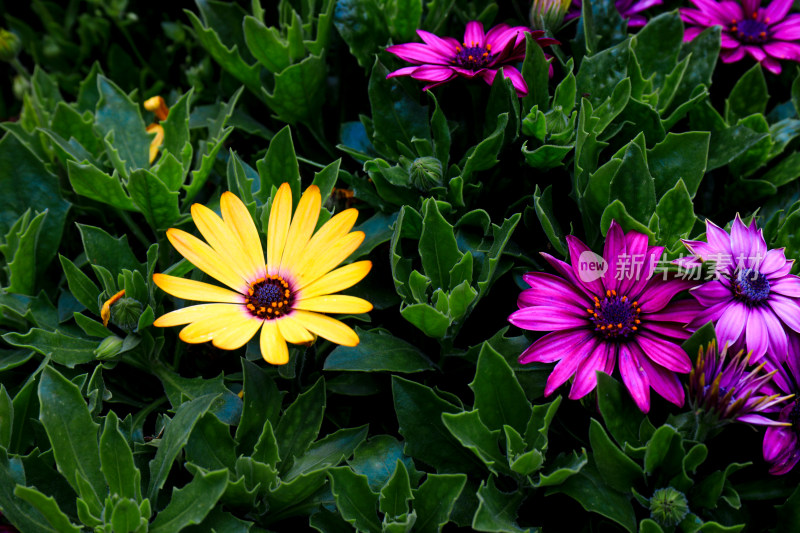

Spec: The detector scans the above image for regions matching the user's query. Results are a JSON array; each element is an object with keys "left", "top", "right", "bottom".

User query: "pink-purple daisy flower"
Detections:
[
  {"left": 385, "top": 21, "right": 558, "bottom": 96},
  {"left": 509, "top": 220, "right": 699, "bottom": 413},
  {"left": 761, "top": 333, "right": 800, "bottom": 474},
  {"left": 681, "top": 0, "right": 800, "bottom": 74},
  {"left": 565, "top": 0, "right": 663, "bottom": 27},
  {"left": 678, "top": 216, "right": 800, "bottom": 363}
]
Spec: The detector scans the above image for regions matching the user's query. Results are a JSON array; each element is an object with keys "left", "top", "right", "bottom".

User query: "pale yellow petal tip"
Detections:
[
  {"left": 263, "top": 351, "right": 289, "bottom": 365},
  {"left": 100, "top": 289, "right": 126, "bottom": 327},
  {"left": 146, "top": 123, "right": 164, "bottom": 164},
  {"left": 152, "top": 316, "right": 169, "bottom": 328}
]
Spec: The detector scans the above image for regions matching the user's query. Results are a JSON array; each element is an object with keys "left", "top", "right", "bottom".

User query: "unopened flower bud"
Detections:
[
  {"left": 530, "top": 0, "right": 571, "bottom": 32},
  {"left": 109, "top": 297, "right": 142, "bottom": 333},
  {"left": 409, "top": 157, "right": 443, "bottom": 191},
  {"left": 0, "top": 29, "right": 21, "bottom": 62},
  {"left": 650, "top": 487, "right": 689, "bottom": 527},
  {"left": 95, "top": 336, "right": 125, "bottom": 360}
]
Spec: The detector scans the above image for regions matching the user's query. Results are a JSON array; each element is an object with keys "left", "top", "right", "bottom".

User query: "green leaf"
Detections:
[
  {"left": 419, "top": 198, "right": 462, "bottom": 290},
  {"left": 387, "top": 0, "right": 423, "bottom": 41},
  {"left": 392, "top": 376, "right": 480, "bottom": 473},
  {"left": 647, "top": 132, "right": 710, "bottom": 198},
  {"left": 763, "top": 152, "right": 800, "bottom": 188},
  {"left": 312, "top": 158, "right": 342, "bottom": 205},
  {"left": 0, "top": 134, "right": 70, "bottom": 269},
  {"left": 94, "top": 76, "right": 151, "bottom": 172},
  {"left": 349, "top": 435, "right": 418, "bottom": 492},
  {"left": 486, "top": 68, "right": 520, "bottom": 143},
  {"left": 673, "top": 27, "right": 720, "bottom": 108},
  {"left": 38, "top": 366, "right": 105, "bottom": 508},
  {"left": 324, "top": 327, "right": 434, "bottom": 372},
  {"left": 380, "top": 459, "right": 413, "bottom": 518},
  {"left": 522, "top": 143, "right": 574, "bottom": 170},
  {"left": 58, "top": 256, "right": 100, "bottom": 317},
  {"left": 333, "top": 0, "right": 391, "bottom": 69},
  {"left": 150, "top": 468, "right": 228, "bottom": 533},
  {"left": 256, "top": 125, "right": 301, "bottom": 204},
  {"left": 161, "top": 89, "right": 193, "bottom": 173},
  {"left": 236, "top": 359, "right": 282, "bottom": 455},
  {"left": 66, "top": 161, "right": 137, "bottom": 211},
  {"left": 596, "top": 373, "right": 643, "bottom": 448},
  {"left": 276, "top": 377, "right": 326, "bottom": 474},
  {"left": 472, "top": 477, "right": 527, "bottom": 533},
  {"left": 644, "top": 425, "right": 679, "bottom": 475},
  {"left": 461, "top": 113, "right": 508, "bottom": 182},
  {"left": 441, "top": 410, "right": 507, "bottom": 475},
  {"left": 631, "top": 11, "right": 682, "bottom": 88},
  {"left": 0, "top": 386, "right": 10, "bottom": 450},
  {"left": 400, "top": 303, "right": 450, "bottom": 338},
  {"left": 147, "top": 393, "right": 219, "bottom": 501},
  {"left": 109, "top": 498, "right": 142, "bottom": 533},
  {"left": 707, "top": 124, "right": 769, "bottom": 171},
  {"left": 3, "top": 328, "right": 96, "bottom": 368},
  {"left": 0, "top": 448, "right": 59, "bottom": 532},
  {"left": 725, "top": 63, "right": 768, "bottom": 123},
  {"left": 413, "top": 473, "right": 467, "bottom": 533},
  {"left": 77, "top": 224, "right": 143, "bottom": 275},
  {"left": 600, "top": 200, "right": 656, "bottom": 239},
  {"left": 263, "top": 53, "right": 328, "bottom": 125},
  {"left": 156, "top": 368, "right": 242, "bottom": 425},
  {"left": 656, "top": 179, "right": 695, "bottom": 247},
  {"left": 577, "top": 39, "right": 631, "bottom": 108},
  {"left": 429, "top": 92, "right": 451, "bottom": 167},
  {"left": 243, "top": 15, "right": 291, "bottom": 72},
  {"left": 470, "top": 342, "right": 531, "bottom": 434},
  {"left": 589, "top": 418, "right": 643, "bottom": 493},
  {"left": 532, "top": 185, "right": 567, "bottom": 256},
  {"left": 127, "top": 169, "right": 181, "bottom": 230},
  {"left": 186, "top": 413, "right": 237, "bottom": 471},
  {"left": 285, "top": 425, "right": 369, "bottom": 481},
  {"left": 1, "top": 209, "right": 46, "bottom": 295},
  {"left": 521, "top": 34, "right": 550, "bottom": 113},
  {"left": 609, "top": 139, "right": 655, "bottom": 224},
  {"left": 100, "top": 411, "right": 141, "bottom": 502},
  {"left": 328, "top": 466, "right": 381, "bottom": 533},
  {"left": 13, "top": 486, "right": 81, "bottom": 533}
]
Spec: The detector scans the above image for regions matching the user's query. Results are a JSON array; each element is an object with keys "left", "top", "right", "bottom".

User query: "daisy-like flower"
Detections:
[
  {"left": 678, "top": 216, "right": 800, "bottom": 363},
  {"left": 688, "top": 340, "right": 791, "bottom": 428},
  {"left": 153, "top": 185, "right": 372, "bottom": 364},
  {"left": 681, "top": 0, "right": 800, "bottom": 74},
  {"left": 385, "top": 21, "right": 558, "bottom": 96},
  {"left": 761, "top": 333, "right": 800, "bottom": 474},
  {"left": 508, "top": 220, "right": 699, "bottom": 413},
  {"left": 566, "top": 0, "right": 663, "bottom": 28}
]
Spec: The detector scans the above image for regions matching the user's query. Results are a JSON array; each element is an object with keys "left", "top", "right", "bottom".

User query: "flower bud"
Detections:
[
  {"left": 409, "top": 157, "right": 443, "bottom": 191},
  {"left": 649, "top": 487, "right": 689, "bottom": 527},
  {"left": 109, "top": 297, "right": 143, "bottom": 333},
  {"left": 0, "top": 29, "right": 21, "bottom": 62},
  {"left": 530, "top": 0, "right": 571, "bottom": 33},
  {"left": 95, "top": 336, "right": 125, "bottom": 360}
]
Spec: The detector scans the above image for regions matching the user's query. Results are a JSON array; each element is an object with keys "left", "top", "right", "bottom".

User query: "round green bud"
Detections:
[
  {"left": 409, "top": 156, "right": 443, "bottom": 191},
  {"left": 109, "top": 297, "right": 143, "bottom": 333},
  {"left": 0, "top": 29, "right": 21, "bottom": 62},
  {"left": 95, "top": 336, "right": 125, "bottom": 360},
  {"left": 650, "top": 487, "right": 689, "bottom": 527}
]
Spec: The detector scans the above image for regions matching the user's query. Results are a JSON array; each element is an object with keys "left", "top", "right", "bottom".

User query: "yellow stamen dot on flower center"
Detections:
[
  {"left": 486, "top": 44, "right": 491, "bottom": 51},
  {"left": 246, "top": 275, "right": 294, "bottom": 320}
]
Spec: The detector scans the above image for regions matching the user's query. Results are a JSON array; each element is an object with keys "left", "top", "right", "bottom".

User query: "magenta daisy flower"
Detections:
[
  {"left": 565, "top": 0, "right": 663, "bottom": 27},
  {"left": 679, "top": 216, "right": 800, "bottom": 363},
  {"left": 761, "top": 334, "right": 800, "bottom": 474},
  {"left": 385, "top": 21, "right": 558, "bottom": 96},
  {"left": 688, "top": 340, "right": 791, "bottom": 428},
  {"left": 508, "top": 220, "right": 700, "bottom": 413},
  {"left": 681, "top": 0, "right": 800, "bottom": 74}
]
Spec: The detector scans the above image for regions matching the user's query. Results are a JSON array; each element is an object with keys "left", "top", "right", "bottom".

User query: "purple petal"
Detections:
[
  {"left": 762, "top": 248, "right": 791, "bottom": 275},
  {"left": 745, "top": 45, "right": 767, "bottom": 62},
  {"left": 519, "top": 272, "right": 591, "bottom": 309},
  {"left": 684, "top": 26, "right": 705, "bottom": 41},
  {"left": 741, "top": 0, "right": 760, "bottom": 17},
  {"left": 722, "top": 47, "right": 746, "bottom": 62},
  {"left": 730, "top": 215, "right": 754, "bottom": 267},
  {"left": 763, "top": 42, "right": 800, "bottom": 61},
  {"left": 768, "top": 294, "right": 800, "bottom": 333},
  {"left": 761, "top": 308, "right": 789, "bottom": 362},
  {"left": 567, "top": 235, "right": 606, "bottom": 298},
  {"left": 737, "top": 413, "right": 785, "bottom": 426},
  {"left": 385, "top": 43, "right": 450, "bottom": 65},
  {"left": 417, "top": 30, "right": 461, "bottom": 58},
  {"left": 508, "top": 306, "right": 588, "bottom": 331},
  {"left": 543, "top": 336, "right": 600, "bottom": 396},
  {"left": 706, "top": 219, "right": 733, "bottom": 256},
  {"left": 691, "top": 280, "right": 732, "bottom": 307},
  {"left": 387, "top": 66, "right": 423, "bottom": 79},
  {"left": 569, "top": 342, "right": 615, "bottom": 399},
  {"left": 691, "top": 0, "right": 744, "bottom": 24},
  {"left": 410, "top": 65, "right": 457, "bottom": 82},
  {"left": 641, "top": 321, "right": 693, "bottom": 339},
  {"left": 715, "top": 302, "right": 749, "bottom": 349},
  {"left": 541, "top": 253, "right": 598, "bottom": 300},
  {"left": 636, "top": 331, "right": 692, "bottom": 373},
  {"left": 603, "top": 220, "right": 626, "bottom": 292},
  {"left": 518, "top": 329, "right": 595, "bottom": 364},
  {"left": 764, "top": 426, "right": 795, "bottom": 462},
  {"left": 771, "top": 16, "right": 800, "bottom": 40},
  {"left": 649, "top": 299, "right": 702, "bottom": 325},
  {"left": 638, "top": 351, "right": 685, "bottom": 407},
  {"left": 501, "top": 66, "right": 528, "bottom": 97},
  {"left": 484, "top": 24, "right": 528, "bottom": 53},
  {"left": 769, "top": 277, "right": 800, "bottom": 297},
  {"left": 463, "top": 21, "right": 485, "bottom": 47},
  {"left": 765, "top": 0, "right": 793, "bottom": 22},
  {"left": 618, "top": 342, "right": 651, "bottom": 412},
  {"left": 762, "top": 57, "right": 783, "bottom": 75},
  {"left": 639, "top": 278, "right": 694, "bottom": 313},
  {"left": 720, "top": 33, "right": 740, "bottom": 48},
  {"left": 745, "top": 307, "right": 770, "bottom": 361}
]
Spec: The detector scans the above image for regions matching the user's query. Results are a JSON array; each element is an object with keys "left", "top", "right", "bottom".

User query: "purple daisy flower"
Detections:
[
  {"left": 508, "top": 220, "right": 700, "bottom": 413},
  {"left": 681, "top": 0, "right": 800, "bottom": 74},
  {"left": 385, "top": 21, "right": 558, "bottom": 96},
  {"left": 565, "top": 0, "right": 663, "bottom": 28},
  {"left": 678, "top": 216, "right": 800, "bottom": 363},
  {"left": 688, "top": 340, "right": 791, "bottom": 427},
  {"left": 761, "top": 333, "right": 800, "bottom": 474}
]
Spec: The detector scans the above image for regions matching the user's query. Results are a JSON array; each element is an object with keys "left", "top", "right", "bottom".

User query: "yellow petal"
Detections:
[
  {"left": 279, "top": 185, "right": 321, "bottom": 276},
  {"left": 147, "top": 124, "right": 164, "bottom": 164},
  {"left": 267, "top": 183, "right": 292, "bottom": 274},
  {"left": 178, "top": 305, "right": 253, "bottom": 343},
  {"left": 153, "top": 273, "right": 243, "bottom": 303},
  {"left": 294, "top": 232, "right": 365, "bottom": 290},
  {"left": 292, "top": 209, "right": 359, "bottom": 275},
  {"left": 167, "top": 228, "right": 247, "bottom": 292},
  {"left": 154, "top": 303, "right": 240, "bottom": 327},
  {"left": 277, "top": 315, "right": 315, "bottom": 344},
  {"left": 298, "top": 261, "right": 373, "bottom": 300},
  {"left": 220, "top": 192, "right": 266, "bottom": 279},
  {"left": 292, "top": 310, "right": 359, "bottom": 347},
  {"left": 144, "top": 95, "right": 169, "bottom": 121},
  {"left": 212, "top": 315, "right": 264, "bottom": 350},
  {"left": 294, "top": 295, "right": 372, "bottom": 314},
  {"left": 260, "top": 319, "right": 289, "bottom": 364},
  {"left": 191, "top": 203, "right": 263, "bottom": 283}
]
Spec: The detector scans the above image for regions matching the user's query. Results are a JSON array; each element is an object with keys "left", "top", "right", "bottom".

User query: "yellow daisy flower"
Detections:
[{"left": 153, "top": 184, "right": 372, "bottom": 364}]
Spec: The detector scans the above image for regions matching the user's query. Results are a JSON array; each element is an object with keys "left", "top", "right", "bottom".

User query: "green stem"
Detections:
[
  {"left": 297, "top": 156, "right": 326, "bottom": 169},
  {"left": 118, "top": 210, "right": 151, "bottom": 249},
  {"left": 10, "top": 58, "right": 30, "bottom": 81}
]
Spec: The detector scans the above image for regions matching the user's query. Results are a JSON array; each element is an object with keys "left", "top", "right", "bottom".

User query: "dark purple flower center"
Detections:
[
  {"left": 246, "top": 275, "right": 294, "bottom": 319},
  {"left": 587, "top": 290, "right": 641, "bottom": 340},
  {"left": 454, "top": 43, "right": 493, "bottom": 69},
  {"left": 729, "top": 16, "right": 769, "bottom": 43},
  {"left": 733, "top": 268, "right": 770, "bottom": 304}
]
